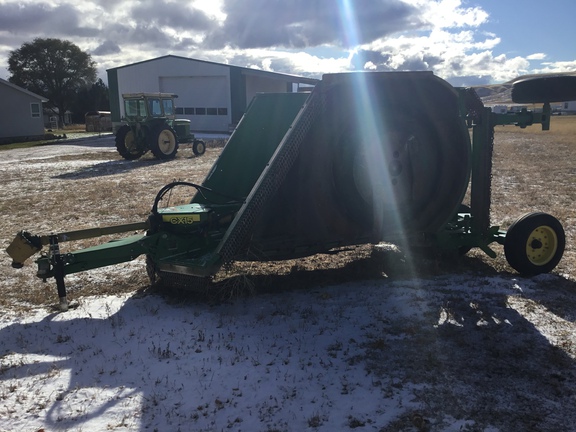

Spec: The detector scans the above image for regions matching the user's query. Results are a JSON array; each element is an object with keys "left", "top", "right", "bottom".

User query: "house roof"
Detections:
[
  {"left": 0, "top": 78, "right": 48, "bottom": 102},
  {"left": 107, "top": 54, "right": 319, "bottom": 86}
]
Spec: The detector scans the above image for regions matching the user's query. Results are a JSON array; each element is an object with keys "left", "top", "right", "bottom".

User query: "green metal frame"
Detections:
[
  {"left": 192, "top": 92, "right": 310, "bottom": 204},
  {"left": 433, "top": 98, "right": 552, "bottom": 255}
]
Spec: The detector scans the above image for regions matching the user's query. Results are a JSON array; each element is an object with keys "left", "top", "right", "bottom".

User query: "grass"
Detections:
[{"left": 0, "top": 124, "right": 105, "bottom": 150}]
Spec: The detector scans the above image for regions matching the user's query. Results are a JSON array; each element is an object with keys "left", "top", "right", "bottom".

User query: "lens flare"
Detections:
[
  {"left": 332, "top": 0, "right": 429, "bottom": 288},
  {"left": 336, "top": 0, "right": 410, "bottom": 244}
]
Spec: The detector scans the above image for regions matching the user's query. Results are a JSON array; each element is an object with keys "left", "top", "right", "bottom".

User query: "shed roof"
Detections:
[
  {"left": 0, "top": 78, "right": 48, "bottom": 102},
  {"left": 107, "top": 54, "right": 319, "bottom": 86}
]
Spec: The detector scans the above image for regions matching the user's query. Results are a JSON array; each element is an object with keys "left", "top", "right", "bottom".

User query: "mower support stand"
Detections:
[{"left": 49, "top": 235, "right": 68, "bottom": 311}]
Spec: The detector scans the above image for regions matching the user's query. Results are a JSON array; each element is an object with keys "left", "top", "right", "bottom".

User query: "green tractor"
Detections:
[{"left": 115, "top": 93, "right": 206, "bottom": 160}]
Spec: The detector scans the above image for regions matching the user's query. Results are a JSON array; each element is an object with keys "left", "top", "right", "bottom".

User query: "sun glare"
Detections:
[{"left": 336, "top": 0, "right": 411, "bottom": 247}]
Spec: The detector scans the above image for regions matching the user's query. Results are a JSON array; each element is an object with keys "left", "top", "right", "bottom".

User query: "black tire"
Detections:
[
  {"left": 330, "top": 87, "right": 470, "bottom": 237},
  {"left": 512, "top": 76, "right": 576, "bottom": 104},
  {"left": 192, "top": 139, "right": 206, "bottom": 156},
  {"left": 504, "top": 212, "right": 565, "bottom": 275},
  {"left": 115, "top": 125, "right": 145, "bottom": 160},
  {"left": 149, "top": 125, "right": 178, "bottom": 159}
]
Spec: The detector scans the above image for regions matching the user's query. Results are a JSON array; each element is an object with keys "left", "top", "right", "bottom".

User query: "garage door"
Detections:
[{"left": 160, "top": 76, "right": 230, "bottom": 132}]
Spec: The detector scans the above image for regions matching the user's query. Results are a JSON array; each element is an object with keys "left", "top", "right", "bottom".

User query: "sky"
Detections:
[{"left": 0, "top": 0, "right": 575, "bottom": 87}]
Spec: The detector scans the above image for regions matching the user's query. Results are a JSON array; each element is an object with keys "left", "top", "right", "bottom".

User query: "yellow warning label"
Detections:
[{"left": 162, "top": 214, "right": 202, "bottom": 224}]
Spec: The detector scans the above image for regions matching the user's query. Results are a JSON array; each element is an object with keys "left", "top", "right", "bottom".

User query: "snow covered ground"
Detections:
[
  {"left": 1, "top": 137, "right": 576, "bottom": 432},
  {"left": 2, "top": 273, "right": 576, "bottom": 432}
]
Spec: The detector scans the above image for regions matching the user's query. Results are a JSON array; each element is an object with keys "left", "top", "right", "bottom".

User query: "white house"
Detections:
[
  {"left": 107, "top": 55, "right": 319, "bottom": 133},
  {"left": 0, "top": 78, "right": 47, "bottom": 141}
]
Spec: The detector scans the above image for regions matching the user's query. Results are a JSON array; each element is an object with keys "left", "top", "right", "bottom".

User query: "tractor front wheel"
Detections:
[
  {"left": 192, "top": 139, "right": 206, "bottom": 156},
  {"left": 150, "top": 125, "right": 178, "bottom": 159},
  {"left": 504, "top": 212, "right": 565, "bottom": 275},
  {"left": 115, "top": 125, "right": 145, "bottom": 160}
]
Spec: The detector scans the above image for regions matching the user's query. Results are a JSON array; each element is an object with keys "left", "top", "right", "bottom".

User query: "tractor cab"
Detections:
[{"left": 123, "top": 93, "right": 177, "bottom": 123}]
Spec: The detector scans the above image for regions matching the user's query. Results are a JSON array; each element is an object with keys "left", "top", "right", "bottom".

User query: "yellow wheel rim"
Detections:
[
  {"left": 525, "top": 225, "right": 558, "bottom": 265},
  {"left": 158, "top": 130, "right": 176, "bottom": 154}
]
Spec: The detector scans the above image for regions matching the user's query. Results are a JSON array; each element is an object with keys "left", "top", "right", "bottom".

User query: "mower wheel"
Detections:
[
  {"left": 192, "top": 139, "right": 206, "bottom": 156},
  {"left": 504, "top": 212, "right": 565, "bottom": 275},
  {"left": 150, "top": 125, "right": 178, "bottom": 159},
  {"left": 115, "top": 125, "right": 145, "bottom": 160}
]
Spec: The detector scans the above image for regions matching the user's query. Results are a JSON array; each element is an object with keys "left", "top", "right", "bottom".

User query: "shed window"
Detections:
[
  {"left": 31, "top": 103, "right": 41, "bottom": 118},
  {"left": 218, "top": 108, "right": 228, "bottom": 116},
  {"left": 195, "top": 108, "right": 206, "bottom": 115},
  {"left": 184, "top": 108, "right": 195, "bottom": 115},
  {"left": 207, "top": 108, "right": 217, "bottom": 115}
]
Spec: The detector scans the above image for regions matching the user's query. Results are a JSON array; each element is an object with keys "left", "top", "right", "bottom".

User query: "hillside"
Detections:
[{"left": 473, "top": 71, "right": 576, "bottom": 105}]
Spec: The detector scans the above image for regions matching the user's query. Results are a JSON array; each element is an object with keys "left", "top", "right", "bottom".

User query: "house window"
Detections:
[{"left": 31, "top": 103, "right": 40, "bottom": 118}]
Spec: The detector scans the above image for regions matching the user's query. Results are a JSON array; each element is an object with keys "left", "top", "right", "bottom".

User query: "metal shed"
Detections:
[{"left": 107, "top": 55, "right": 318, "bottom": 133}]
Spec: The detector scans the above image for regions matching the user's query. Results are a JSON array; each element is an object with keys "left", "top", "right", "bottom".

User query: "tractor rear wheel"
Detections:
[
  {"left": 192, "top": 139, "right": 206, "bottom": 156},
  {"left": 115, "top": 125, "right": 145, "bottom": 160},
  {"left": 504, "top": 212, "right": 565, "bottom": 275},
  {"left": 150, "top": 125, "right": 178, "bottom": 159}
]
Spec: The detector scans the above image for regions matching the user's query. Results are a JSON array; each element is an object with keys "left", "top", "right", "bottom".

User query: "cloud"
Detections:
[
  {"left": 131, "top": 1, "right": 215, "bottom": 32},
  {"left": 203, "top": 0, "right": 423, "bottom": 49},
  {"left": 347, "top": 1, "right": 530, "bottom": 84},
  {"left": 527, "top": 53, "right": 547, "bottom": 61},
  {"left": 535, "top": 60, "right": 576, "bottom": 75},
  {"left": 415, "top": 0, "right": 488, "bottom": 29},
  {"left": 350, "top": 50, "right": 391, "bottom": 71},
  {"left": 0, "top": 0, "right": 574, "bottom": 85},
  {"left": 93, "top": 21, "right": 177, "bottom": 50},
  {"left": 197, "top": 49, "right": 350, "bottom": 77},
  {"left": 92, "top": 40, "right": 121, "bottom": 56},
  {"left": 0, "top": 2, "right": 98, "bottom": 39}
]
